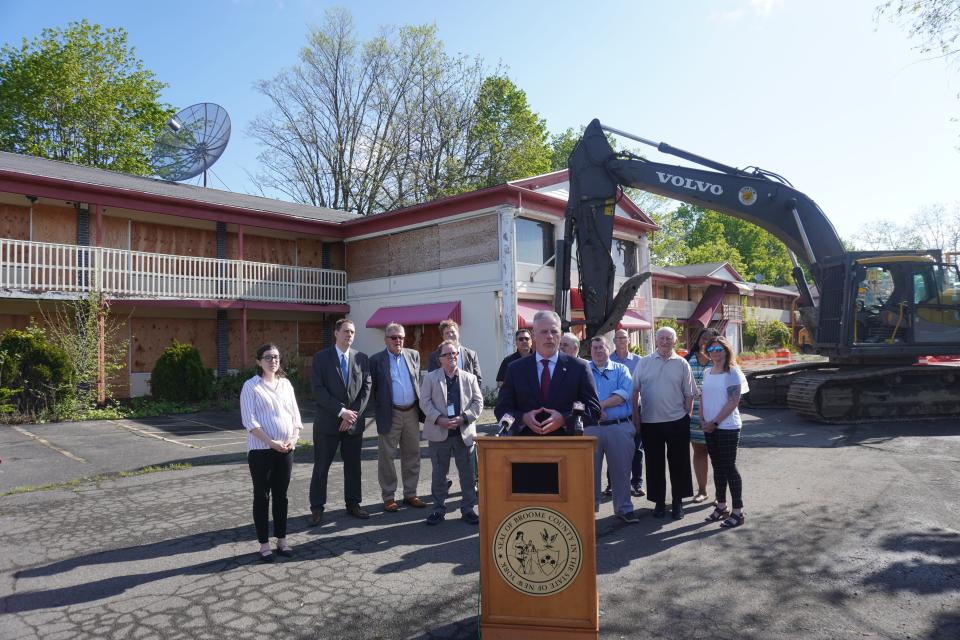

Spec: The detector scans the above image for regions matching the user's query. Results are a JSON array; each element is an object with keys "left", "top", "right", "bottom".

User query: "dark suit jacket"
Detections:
[
  {"left": 369, "top": 347, "right": 423, "bottom": 435},
  {"left": 494, "top": 352, "right": 601, "bottom": 435},
  {"left": 311, "top": 346, "right": 371, "bottom": 436},
  {"left": 427, "top": 345, "right": 483, "bottom": 389}
]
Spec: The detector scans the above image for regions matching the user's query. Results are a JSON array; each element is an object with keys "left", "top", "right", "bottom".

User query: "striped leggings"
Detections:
[{"left": 704, "top": 428, "right": 743, "bottom": 509}]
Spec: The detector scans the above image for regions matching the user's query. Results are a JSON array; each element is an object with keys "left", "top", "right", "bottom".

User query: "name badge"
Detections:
[{"left": 447, "top": 404, "right": 456, "bottom": 417}]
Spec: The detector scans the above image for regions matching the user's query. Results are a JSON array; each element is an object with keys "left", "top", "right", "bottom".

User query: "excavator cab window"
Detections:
[
  {"left": 853, "top": 265, "right": 906, "bottom": 344},
  {"left": 913, "top": 263, "right": 960, "bottom": 343}
]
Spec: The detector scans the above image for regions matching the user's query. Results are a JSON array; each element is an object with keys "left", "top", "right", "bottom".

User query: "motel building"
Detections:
[{"left": 0, "top": 152, "right": 796, "bottom": 397}]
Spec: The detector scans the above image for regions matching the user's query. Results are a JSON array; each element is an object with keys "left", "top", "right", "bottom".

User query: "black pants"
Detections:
[
  {"left": 705, "top": 428, "right": 743, "bottom": 509},
  {"left": 310, "top": 429, "right": 363, "bottom": 510},
  {"left": 248, "top": 449, "right": 293, "bottom": 544},
  {"left": 642, "top": 415, "right": 693, "bottom": 504}
]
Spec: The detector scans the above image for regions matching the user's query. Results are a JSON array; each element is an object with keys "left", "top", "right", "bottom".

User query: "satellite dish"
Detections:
[{"left": 153, "top": 102, "right": 231, "bottom": 185}]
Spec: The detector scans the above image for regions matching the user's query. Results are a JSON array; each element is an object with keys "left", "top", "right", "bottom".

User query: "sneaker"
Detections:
[
  {"left": 601, "top": 486, "right": 613, "bottom": 498},
  {"left": 461, "top": 511, "right": 480, "bottom": 525},
  {"left": 426, "top": 510, "right": 446, "bottom": 526},
  {"left": 616, "top": 511, "right": 639, "bottom": 524},
  {"left": 631, "top": 484, "right": 646, "bottom": 497}
]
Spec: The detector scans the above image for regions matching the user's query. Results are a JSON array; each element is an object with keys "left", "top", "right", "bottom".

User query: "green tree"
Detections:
[
  {"left": 469, "top": 75, "right": 552, "bottom": 187},
  {"left": 877, "top": 1, "right": 960, "bottom": 62},
  {"left": 0, "top": 20, "right": 172, "bottom": 174},
  {"left": 549, "top": 127, "right": 580, "bottom": 171}
]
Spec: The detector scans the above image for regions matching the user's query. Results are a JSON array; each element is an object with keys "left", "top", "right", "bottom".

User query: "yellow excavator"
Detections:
[{"left": 558, "top": 119, "right": 960, "bottom": 422}]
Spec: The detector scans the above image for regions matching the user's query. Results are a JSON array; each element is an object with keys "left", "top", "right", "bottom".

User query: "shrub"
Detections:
[
  {"left": 151, "top": 340, "right": 213, "bottom": 401},
  {"left": 766, "top": 320, "right": 792, "bottom": 349},
  {"left": 0, "top": 325, "right": 72, "bottom": 417}
]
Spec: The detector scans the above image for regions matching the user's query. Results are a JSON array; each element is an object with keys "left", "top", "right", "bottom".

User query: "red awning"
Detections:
[
  {"left": 618, "top": 309, "right": 652, "bottom": 330},
  {"left": 517, "top": 299, "right": 554, "bottom": 328},
  {"left": 366, "top": 301, "right": 461, "bottom": 328},
  {"left": 688, "top": 284, "right": 725, "bottom": 328}
]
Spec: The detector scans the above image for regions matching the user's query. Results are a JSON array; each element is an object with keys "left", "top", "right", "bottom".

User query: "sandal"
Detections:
[
  {"left": 720, "top": 512, "right": 745, "bottom": 528},
  {"left": 704, "top": 506, "right": 730, "bottom": 522},
  {"left": 693, "top": 493, "right": 708, "bottom": 503}
]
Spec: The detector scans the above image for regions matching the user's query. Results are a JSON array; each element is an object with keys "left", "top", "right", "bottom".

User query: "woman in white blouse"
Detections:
[
  {"left": 699, "top": 336, "right": 749, "bottom": 529},
  {"left": 240, "top": 344, "right": 302, "bottom": 562}
]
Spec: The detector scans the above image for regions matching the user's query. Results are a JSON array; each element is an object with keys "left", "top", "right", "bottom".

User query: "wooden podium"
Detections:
[{"left": 477, "top": 436, "right": 598, "bottom": 640}]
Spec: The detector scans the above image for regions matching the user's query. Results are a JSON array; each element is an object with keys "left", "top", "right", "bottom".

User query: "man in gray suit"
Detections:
[
  {"left": 369, "top": 322, "right": 426, "bottom": 513},
  {"left": 309, "top": 318, "right": 372, "bottom": 524},
  {"left": 420, "top": 339, "right": 483, "bottom": 526},
  {"left": 426, "top": 319, "right": 483, "bottom": 389}
]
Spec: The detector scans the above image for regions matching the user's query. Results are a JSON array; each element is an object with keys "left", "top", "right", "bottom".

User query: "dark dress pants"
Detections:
[
  {"left": 248, "top": 448, "right": 293, "bottom": 543},
  {"left": 310, "top": 428, "right": 363, "bottom": 510},
  {"left": 641, "top": 415, "right": 693, "bottom": 504}
]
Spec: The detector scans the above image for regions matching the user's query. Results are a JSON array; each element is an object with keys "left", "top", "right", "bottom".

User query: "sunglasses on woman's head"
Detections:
[{"left": 706, "top": 346, "right": 725, "bottom": 353}]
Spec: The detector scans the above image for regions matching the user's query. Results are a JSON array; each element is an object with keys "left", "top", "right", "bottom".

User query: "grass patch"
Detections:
[{"left": 0, "top": 462, "right": 193, "bottom": 497}]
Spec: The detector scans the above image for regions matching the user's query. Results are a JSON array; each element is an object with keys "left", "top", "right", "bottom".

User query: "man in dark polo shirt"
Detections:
[{"left": 495, "top": 328, "right": 533, "bottom": 387}]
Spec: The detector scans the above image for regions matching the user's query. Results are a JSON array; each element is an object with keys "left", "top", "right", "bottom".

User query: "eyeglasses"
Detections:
[
  {"left": 440, "top": 352, "right": 459, "bottom": 359},
  {"left": 387, "top": 335, "right": 405, "bottom": 340},
  {"left": 706, "top": 346, "right": 725, "bottom": 353},
  {"left": 261, "top": 354, "right": 281, "bottom": 361}
]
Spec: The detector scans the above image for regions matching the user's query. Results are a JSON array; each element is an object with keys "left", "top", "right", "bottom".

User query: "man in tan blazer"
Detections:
[{"left": 419, "top": 338, "right": 483, "bottom": 526}]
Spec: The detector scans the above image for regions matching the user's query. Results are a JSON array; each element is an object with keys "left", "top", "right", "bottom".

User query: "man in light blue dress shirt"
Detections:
[
  {"left": 369, "top": 322, "right": 426, "bottom": 512},
  {"left": 610, "top": 329, "right": 644, "bottom": 498},
  {"left": 587, "top": 335, "right": 638, "bottom": 523}
]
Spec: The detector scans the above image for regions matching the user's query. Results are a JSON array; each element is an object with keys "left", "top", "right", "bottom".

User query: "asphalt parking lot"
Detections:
[{"left": 1, "top": 408, "right": 958, "bottom": 639}]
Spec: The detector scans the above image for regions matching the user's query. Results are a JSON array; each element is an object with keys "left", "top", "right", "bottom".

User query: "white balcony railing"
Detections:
[{"left": 0, "top": 238, "right": 347, "bottom": 305}]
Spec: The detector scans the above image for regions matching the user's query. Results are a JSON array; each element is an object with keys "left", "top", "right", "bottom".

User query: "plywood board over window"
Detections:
[
  {"left": 242, "top": 234, "right": 297, "bottom": 266},
  {"left": 0, "top": 204, "right": 29, "bottom": 240},
  {"left": 100, "top": 215, "right": 129, "bottom": 250},
  {"left": 130, "top": 222, "right": 217, "bottom": 257},
  {"left": 391, "top": 225, "right": 439, "bottom": 275},
  {"left": 438, "top": 215, "right": 498, "bottom": 269},
  {"left": 346, "top": 235, "right": 391, "bottom": 281},
  {"left": 31, "top": 203, "right": 76, "bottom": 244},
  {"left": 130, "top": 317, "right": 217, "bottom": 372},
  {"left": 298, "top": 321, "right": 328, "bottom": 357},
  {"left": 227, "top": 319, "right": 298, "bottom": 370}
]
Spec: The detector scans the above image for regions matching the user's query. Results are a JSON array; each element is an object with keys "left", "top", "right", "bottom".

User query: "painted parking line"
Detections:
[
  {"left": 112, "top": 420, "right": 200, "bottom": 449},
  {"left": 11, "top": 426, "right": 87, "bottom": 463}
]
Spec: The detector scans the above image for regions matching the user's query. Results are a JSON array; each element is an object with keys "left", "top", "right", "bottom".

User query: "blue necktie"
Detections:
[{"left": 340, "top": 354, "right": 348, "bottom": 385}]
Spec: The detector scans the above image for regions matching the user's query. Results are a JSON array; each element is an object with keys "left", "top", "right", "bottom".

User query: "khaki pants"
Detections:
[{"left": 378, "top": 408, "right": 422, "bottom": 500}]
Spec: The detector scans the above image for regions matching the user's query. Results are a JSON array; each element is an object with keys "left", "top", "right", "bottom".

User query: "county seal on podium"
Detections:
[{"left": 493, "top": 507, "right": 582, "bottom": 596}]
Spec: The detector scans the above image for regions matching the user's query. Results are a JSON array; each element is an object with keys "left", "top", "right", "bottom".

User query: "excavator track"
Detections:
[{"left": 786, "top": 365, "right": 960, "bottom": 423}]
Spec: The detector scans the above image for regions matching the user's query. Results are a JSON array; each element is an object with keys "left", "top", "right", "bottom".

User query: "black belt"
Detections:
[
  {"left": 598, "top": 417, "right": 632, "bottom": 426},
  {"left": 393, "top": 403, "right": 417, "bottom": 412}
]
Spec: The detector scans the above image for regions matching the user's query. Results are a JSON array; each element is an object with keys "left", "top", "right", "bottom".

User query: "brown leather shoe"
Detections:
[
  {"left": 346, "top": 503, "right": 370, "bottom": 519},
  {"left": 403, "top": 496, "right": 427, "bottom": 508},
  {"left": 309, "top": 507, "right": 324, "bottom": 526},
  {"left": 383, "top": 499, "right": 399, "bottom": 512}
]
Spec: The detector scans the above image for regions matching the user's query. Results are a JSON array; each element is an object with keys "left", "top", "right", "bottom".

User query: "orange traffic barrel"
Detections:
[{"left": 775, "top": 348, "right": 791, "bottom": 365}]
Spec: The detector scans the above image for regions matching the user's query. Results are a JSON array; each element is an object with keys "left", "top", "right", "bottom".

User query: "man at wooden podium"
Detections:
[{"left": 495, "top": 310, "right": 600, "bottom": 435}]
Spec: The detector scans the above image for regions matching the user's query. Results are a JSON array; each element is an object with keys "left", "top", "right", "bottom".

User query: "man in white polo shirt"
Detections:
[{"left": 630, "top": 326, "right": 695, "bottom": 520}]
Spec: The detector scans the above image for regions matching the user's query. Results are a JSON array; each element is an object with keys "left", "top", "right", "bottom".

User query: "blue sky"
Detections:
[{"left": 1, "top": 0, "right": 958, "bottom": 241}]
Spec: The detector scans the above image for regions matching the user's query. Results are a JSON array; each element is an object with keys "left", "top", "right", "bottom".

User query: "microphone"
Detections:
[
  {"left": 497, "top": 413, "right": 515, "bottom": 437},
  {"left": 568, "top": 401, "right": 585, "bottom": 436}
]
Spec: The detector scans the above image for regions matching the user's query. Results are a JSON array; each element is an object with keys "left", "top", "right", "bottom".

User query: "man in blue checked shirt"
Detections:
[
  {"left": 587, "top": 335, "right": 639, "bottom": 523},
  {"left": 610, "top": 329, "right": 644, "bottom": 498}
]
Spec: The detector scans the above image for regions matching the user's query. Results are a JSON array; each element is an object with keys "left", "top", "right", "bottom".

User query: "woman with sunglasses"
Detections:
[
  {"left": 686, "top": 328, "right": 719, "bottom": 503},
  {"left": 240, "top": 344, "right": 303, "bottom": 561},
  {"left": 700, "top": 336, "right": 749, "bottom": 528}
]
